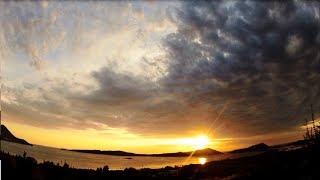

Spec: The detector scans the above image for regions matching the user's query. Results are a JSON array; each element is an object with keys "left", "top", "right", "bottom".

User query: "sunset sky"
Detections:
[{"left": 1, "top": 1, "right": 320, "bottom": 153}]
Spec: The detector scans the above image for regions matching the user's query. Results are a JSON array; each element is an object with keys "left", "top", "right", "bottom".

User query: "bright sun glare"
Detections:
[{"left": 193, "top": 134, "right": 210, "bottom": 150}]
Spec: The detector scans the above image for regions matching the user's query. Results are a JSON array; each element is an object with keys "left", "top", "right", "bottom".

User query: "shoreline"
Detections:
[{"left": 1, "top": 140, "right": 255, "bottom": 170}]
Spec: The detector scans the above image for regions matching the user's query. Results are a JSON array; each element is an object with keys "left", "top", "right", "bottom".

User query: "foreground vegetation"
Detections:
[
  {"left": 1, "top": 146, "right": 319, "bottom": 180},
  {"left": 304, "top": 105, "right": 320, "bottom": 150}
]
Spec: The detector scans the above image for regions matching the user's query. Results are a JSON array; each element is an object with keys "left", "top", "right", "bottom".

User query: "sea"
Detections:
[{"left": 1, "top": 141, "right": 258, "bottom": 170}]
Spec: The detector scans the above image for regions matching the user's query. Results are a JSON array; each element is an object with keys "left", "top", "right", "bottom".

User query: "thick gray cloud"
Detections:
[
  {"left": 88, "top": 67, "right": 156, "bottom": 106},
  {"left": 161, "top": 0, "right": 320, "bottom": 136}
]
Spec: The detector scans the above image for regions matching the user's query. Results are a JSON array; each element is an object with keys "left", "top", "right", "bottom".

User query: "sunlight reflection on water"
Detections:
[{"left": 198, "top": 157, "right": 207, "bottom": 165}]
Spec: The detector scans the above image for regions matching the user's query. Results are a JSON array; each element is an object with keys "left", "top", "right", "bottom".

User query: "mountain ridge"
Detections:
[
  {"left": 69, "top": 147, "right": 223, "bottom": 157},
  {"left": 1, "top": 125, "right": 32, "bottom": 146},
  {"left": 229, "top": 143, "right": 270, "bottom": 153}
]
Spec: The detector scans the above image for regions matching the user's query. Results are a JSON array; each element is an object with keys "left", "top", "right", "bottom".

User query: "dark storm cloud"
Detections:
[
  {"left": 161, "top": 0, "right": 320, "bottom": 136},
  {"left": 87, "top": 67, "right": 156, "bottom": 105}
]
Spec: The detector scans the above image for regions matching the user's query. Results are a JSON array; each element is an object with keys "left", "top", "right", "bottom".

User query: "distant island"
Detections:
[
  {"left": 0, "top": 125, "right": 32, "bottom": 146},
  {"left": 230, "top": 143, "right": 271, "bottom": 153},
  {"left": 70, "top": 141, "right": 307, "bottom": 157},
  {"left": 69, "top": 147, "right": 223, "bottom": 157}
]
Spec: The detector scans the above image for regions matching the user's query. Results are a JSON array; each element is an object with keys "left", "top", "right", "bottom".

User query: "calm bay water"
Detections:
[{"left": 1, "top": 141, "right": 257, "bottom": 170}]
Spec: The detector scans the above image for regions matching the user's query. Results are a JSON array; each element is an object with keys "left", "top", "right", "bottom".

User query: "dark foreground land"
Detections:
[{"left": 1, "top": 147, "right": 320, "bottom": 180}]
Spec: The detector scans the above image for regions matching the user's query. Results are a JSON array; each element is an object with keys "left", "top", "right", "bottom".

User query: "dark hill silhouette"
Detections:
[
  {"left": 1, "top": 125, "right": 32, "bottom": 146},
  {"left": 69, "top": 148, "right": 223, "bottom": 157},
  {"left": 193, "top": 148, "right": 223, "bottom": 156},
  {"left": 272, "top": 139, "right": 308, "bottom": 148},
  {"left": 150, "top": 148, "right": 223, "bottom": 157},
  {"left": 69, "top": 150, "right": 139, "bottom": 156},
  {"left": 230, "top": 143, "right": 270, "bottom": 153}
]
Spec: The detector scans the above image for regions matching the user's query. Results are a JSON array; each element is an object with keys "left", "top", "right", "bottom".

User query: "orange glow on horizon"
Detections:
[
  {"left": 4, "top": 120, "right": 302, "bottom": 154},
  {"left": 3, "top": 121, "right": 216, "bottom": 153}
]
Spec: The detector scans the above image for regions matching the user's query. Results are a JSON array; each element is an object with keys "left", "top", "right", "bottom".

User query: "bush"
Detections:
[{"left": 102, "top": 165, "right": 109, "bottom": 173}]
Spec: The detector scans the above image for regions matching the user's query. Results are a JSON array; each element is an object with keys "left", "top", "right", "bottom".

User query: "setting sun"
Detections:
[
  {"left": 162, "top": 134, "right": 211, "bottom": 151},
  {"left": 193, "top": 134, "right": 210, "bottom": 150}
]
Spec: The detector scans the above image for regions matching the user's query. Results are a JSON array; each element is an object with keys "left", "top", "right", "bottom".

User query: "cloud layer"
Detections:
[
  {"left": 2, "top": 1, "right": 320, "bottom": 140},
  {"left": 161, "top": 0, "right": 320, "bottom": 136}
]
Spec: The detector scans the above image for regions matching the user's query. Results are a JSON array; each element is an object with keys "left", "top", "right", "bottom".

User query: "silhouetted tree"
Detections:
[
  {"left": 103, "top": 165, "right": 109, "bottom": 173},
  {"left": 304, "top": 104, "right": 320, "bottom": 150},
  {"left": 96, "top": 167, "right": 102, "bottom": 173},
  {"left": 63, "top": 161, "right": 70, "bottom": 168},
  {"left": 23, "top": 151, "right": 27, "bottom": 159}
]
